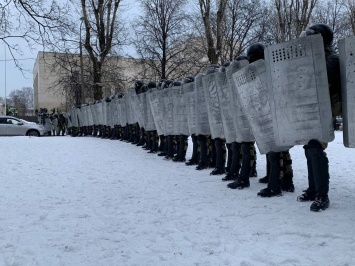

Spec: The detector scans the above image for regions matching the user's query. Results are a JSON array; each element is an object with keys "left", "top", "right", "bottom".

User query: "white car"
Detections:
[{"left": 0, "top": 116, "right": 47, "bottom": 137}]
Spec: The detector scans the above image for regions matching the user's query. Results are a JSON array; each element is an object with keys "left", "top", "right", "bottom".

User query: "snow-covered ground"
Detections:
[{"left": 0, "top": 131, "right": 354, "bottom": 266}]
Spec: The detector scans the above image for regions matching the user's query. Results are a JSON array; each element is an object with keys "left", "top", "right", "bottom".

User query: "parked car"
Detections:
[{"left": 0, "top": 116, "right": 47, "bottom": 137}]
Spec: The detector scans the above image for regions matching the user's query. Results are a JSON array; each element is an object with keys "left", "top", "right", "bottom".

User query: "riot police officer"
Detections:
[{"left": 297, "top": 23, "right": 341, "bottom": 211}]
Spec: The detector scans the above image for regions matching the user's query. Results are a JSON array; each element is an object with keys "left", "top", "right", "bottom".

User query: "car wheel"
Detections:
[{"left": 27, "top": 130, "right": 40, "bottom": 137}]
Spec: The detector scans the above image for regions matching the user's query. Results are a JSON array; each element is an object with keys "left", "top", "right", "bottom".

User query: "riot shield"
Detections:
[
  {"left": 109, "top": 98, "right": 117, "bottom": 127},
  {"left": 119, "top": 97, "right": 127, "bottom": 126},
  {"left": 130, "top": 94, "right": 140, "bottom": 125},
  {"left": 173, "top": 85, "right": 189, "bottom": 136},
  {"left": 89, "top": 104, "right": 97, "bottom": 125},
  {"left": 96, "top": 102, "right": 103, "bottom": 125},
  {"left": 86, "top": 104, "right": 94, "bottom": 126},
  {"left": 126, "top": 90, "right": 137, "bottom": 125},
  {"left": 225, "top": 60, "right": 254, "bottom": 143},
  {"left": 80, "top": 105, "right": 88, "bottom": 127},
  {"left": 204, "top": 70, "right": 224, "bottom": 139},
  {"left": 162, "top": 89, "right": 174, "bottom": 135},
  {"left": 100, "top": 101, "right": 107, "bottom": 126},
  {"left": 195, "top": 73, "right": 210, "bottom": 135},
  {"left": 339, "top": 36, "right": 355, "bottom": 147},
  {"left": 107, "top": 100, "right": 114, "bottom": 128},
  {"left": 232, "top": 60, "right": 292, "bottom": 154},
  {"left": 183, "top": 82, "right": 197, "bottom": 136},
  {"left": 133, "top": 93, "right": 147, "bottom": 129},
  {"left": 77, "top": 108, "right": 85, "bottom": 127},
  {"left": 67, "top": 112, "right": 73, "bottom": 128},
  {"left": 265, "top": 34, "right": 334, "bottom": 146},
  {"left": 145, "top": 92, "right": 156, "bottom": 131},
  {"left": 114, "top": 97, "right": 121, "bottom": 126},
  {"left": 71, "top": 108, "right": 79, "bottom": 127},
  {"left": 147, "top": 88, "right": 165, "bottom": 135}
]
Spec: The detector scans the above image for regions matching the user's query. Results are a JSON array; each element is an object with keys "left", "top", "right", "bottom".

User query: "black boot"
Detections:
[
  {"left": 210, "top": 168, "right": 226, "bottom": 175},
  {"left": 310, "top": 194, "right": 330, "bottom": 211},
  {"left": 297, "top": 188, "right": 316, "bottom": 202},
  {"left": 185, "top": 159, "right": 198, "bottom": 166},
  {"left": 222, "top": 172, "right": 238, "bottom": 182},
  {"left": 259, "top": 155, "right": 270, "bottom": 183},
  {"left": 257, "top": 187, "right": 282, "bottom": 197},
  {"left": 281, "top": 172, "right": 295, "bottom": 192},
  {"left": 227, "top": 177, "right": 250, "bottom": 189},
  {"left": 258, "top": 176, "right": 269, "bottom": 184},
  {"left": 196, "top": 162, "right": 208, "bottom": 170},
  {"left": 250, "top": 160, "right": 258, "bottom": 177}
]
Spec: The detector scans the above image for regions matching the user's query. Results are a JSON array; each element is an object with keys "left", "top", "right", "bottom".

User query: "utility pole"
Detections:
[
  {"left": 4, "top": 44, "right": 7, "bottom": 115},
  {"left": 79, "top": 17, "right": 85, "bottom": 105}
]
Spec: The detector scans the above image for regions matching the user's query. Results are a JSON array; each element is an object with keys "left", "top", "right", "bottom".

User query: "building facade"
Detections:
[{"left": 33, "top": 52, "right": 155, "bottom": 112}]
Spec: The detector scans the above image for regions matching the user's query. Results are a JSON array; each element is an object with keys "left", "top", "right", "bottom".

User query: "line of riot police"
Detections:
[{"left": 66, "top": 23, "right": 355, "bottom": 212}]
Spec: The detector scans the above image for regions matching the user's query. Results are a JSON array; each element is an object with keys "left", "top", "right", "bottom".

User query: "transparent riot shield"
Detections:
[
  {"left": 195, "top": 73, "right": 210, "bottom": 135},
  {"left": 204, "top": 70, "right": 224, "bottom": 139},
  {"left": 265, "top": 34, "right": 334, "bottom": 146},
  {"left": 233, "top": 60, "right": 292, "bottom": 154},
  {"left": 339, "top": 36, "right": 355, "bottom": 148},
  {"left": 225, "top": 60, "right": 254, "bottom": 143}
]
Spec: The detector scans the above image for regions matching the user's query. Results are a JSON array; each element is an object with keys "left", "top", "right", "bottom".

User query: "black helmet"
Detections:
[
  {"left": 247, "top": 43, "right": 265, "bottom": 63},
  {"left": 234, "top": 54, "right": 248, "bottom": 61},
  {"left": 147, "top": 81, "right": 157, "bottom": 89},
  {"left": 134, "top": 80, "right": 144, "bottom": 93},
  {"left": 183, "top": 76, "right": 194, "bottom": 84},
  {"left": 158, "top": 79, "right": 166, "bottom": 89},
  {"left": 219, "top": 61, "right": 231, "bottom": 72},
  {"left": 135, "top": 80, "right": 144, "bottom": 88},
  {"left": 172, "top": 81, "right": 182, "bottom": 87},
  {"left": 162, "top": 80, "right": 173, "bottom": 89},
  {"left": 140, "top": 84, "right": 148, "bottom": 93},
  {"left": 206, "top": 64, "right": 220, "bottom": 74},
  {"left": 223, "top": 61, "right": 231, "bottom": 67},
  {"left": 304, "top": 23, "right": 333, "bottom": 47}
]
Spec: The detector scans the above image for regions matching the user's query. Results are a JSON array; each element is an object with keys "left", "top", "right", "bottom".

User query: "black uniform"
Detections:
[{"left": 297, "top": 24, "right": 341, "bottom": 211}]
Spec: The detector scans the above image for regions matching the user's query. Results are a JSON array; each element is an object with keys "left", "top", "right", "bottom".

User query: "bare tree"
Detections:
[
  {"left": 132, "top": 0, "right": 203, "bottom": 80},
  {"left": 221, "top": 0, "right": 268, "bottom": 62},
  {"left": 43, "top": 51, "right": 126, "bottom": 110},
  {"left": 80, "top": 0, "right": 125, "bottom": 100},
  {"left": 274, "top": 0, "right": 318, "bottom": 42},
  {"left": 345, "top": 0, "right": 355, "bottom": 34},
  {"left": 311, "top": 0, "right": 349, "bottom": 47},
  {"left": 0, "top": 0, "right": 71, "bottom": 69},
  {"left": 7, "top": 87, "right": 34, "bottom": 115},
  {"left": 198, "top": 0, "right": 228, "bottom": 64}
]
